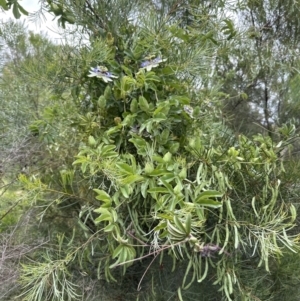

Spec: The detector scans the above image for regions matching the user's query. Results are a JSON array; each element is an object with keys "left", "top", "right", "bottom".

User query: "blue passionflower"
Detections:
[
  {"left": 184, "top": 105, "right": 194, "bottom": 118},
  {"left": 140, "top": 56, "right": 167, "bottom": 71},
  {"left": 141, "top": 60, "right": 151, "bottom": 68},
  {"left": 88, "top": 66, "right": 117, "bottom": 83}
]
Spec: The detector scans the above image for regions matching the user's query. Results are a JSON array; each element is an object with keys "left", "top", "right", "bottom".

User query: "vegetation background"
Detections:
[{"left": 1, "top": 0, "right": 300, "bottom": 300}]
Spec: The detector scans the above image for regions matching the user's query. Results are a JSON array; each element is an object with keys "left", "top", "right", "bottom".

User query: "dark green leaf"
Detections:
[
  {"left": 148, "top": 187, "right": 169, "bottom": 193},
  {"left": 194, "top": 198, "right": 222, "bottom": 208},
  {"left": 197, "top": 190, "right": 223, "bottom": 200},
  {"left": 18, "top": 3, "right": 29, "bottom": 15},
  {"left": 12, "top": 3, "right": 21, "bottom": 19},
  {"left": 0, "top": 0, "right": 7, "bottom": 9}
]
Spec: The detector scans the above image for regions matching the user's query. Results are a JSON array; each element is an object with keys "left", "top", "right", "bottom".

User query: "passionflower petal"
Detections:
[
  {"left": 88, "top": 66, "right": 117, "bottom": 83},
  {"left": 140, "top": 57, "right": 167, "bottom": 71},
  {"left": 184, "top": 105, "right": 194, "bottom": 118}
]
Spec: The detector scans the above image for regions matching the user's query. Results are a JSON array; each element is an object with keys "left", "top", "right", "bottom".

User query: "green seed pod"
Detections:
[
  {"left": 169, "top": 142, "right": 180, "bottom": 154},
  {"left": 114, "top": 117, "right": 121, "bottom": 125},
  {"left": 174, "top": 184, "right": 182, "bottom": 194},
  {"left": 106, "top": 32, "right": 114, "bottom": 46},
  {"left": 178, "top": 168, "right": 187, "bottom": 179},
  {"left": 189, "top": 236, "right": 198, "bottom": 244},
  {"left": 144, "top": 162, "right": 154, "bottom": 174},
  {"left": 88, "top": 135, "right": 96, "bottom": 146},
  {"left": 97, "top": 95, "right": 106, "bottom": 109},
  {"left": 163, "top": 152, "right": 172, "bottom": 163}
]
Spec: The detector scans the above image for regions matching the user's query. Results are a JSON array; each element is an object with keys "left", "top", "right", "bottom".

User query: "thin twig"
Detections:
[
  {"left": 0, "top": 198, "right": 24, "bottom": 221},
  {"left": 137, "top": 253, "right": 158, "bottom": 291}
]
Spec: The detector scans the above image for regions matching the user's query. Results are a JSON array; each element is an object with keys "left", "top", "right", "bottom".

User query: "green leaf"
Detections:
[
  {"left": 185, "top": 214, "right": 191, "bottom": 234},
  {"left": 94, "top": 189, "right": 112, "bottom": 203},
  {"left": 121, "top": 174, "right": 144, "bottom": 185},
  {"left": 101, "top": 151, "right": 118, "bottom": 158},
  {"left": 0, "top": 0, "right": 7, "bottom": 9},
  {"left": 112, "top": 244, "right": 124, "bottom": 258},
  {"left": 104, "top": 223, "right": 116, "bottom": 232},
  {"left": 159, "top": 129, "right": 170, "bottom": 145},
  {"left": 120, "top": 185, "right": 131, "bottom": 198},
  {"left": 148, "top": 169, "right": 168, "bottom": 176},
  {"left": 139, "top": 96, "right": 150, "bottom": 112},
  {"left": 169, "top": 95, "right": 190, "bottom": 105},
  {"left": 153, "top": 103, "right": 170, "bottom": 117},
  {"left": 130, "top": 98, "right": 138, "bottom": 113},
  {"left": 197, "top": 190, "right": 223, "bottom": 200},
  {"left": 141, "top": 180, "right": 149, "bottom": 198},
  {"left": 153, "top": 155, "right": 164, "bottom": 163},
  {"left": 129, "top": 135, "right": 146, "bottom": 146},
  {"left": 194, "top": 198, "right": 222, "bottom": 208},
  {"left": 81, "top": 162, "right": 88, "bottom": 173},
  {"left": 121, "top": 65, "right": 133, "bottom": 76},
  {"left": 18, "top": 3, "right": 29, "bottom": 15},
  {"left": 104, "top": 85, "right": 112, "bottom": 99},
  {"left": 106, "top": 126, "right": 121, "bottom": 136},
  {"left": 174, "top": 215, "right": 188, "bottom": 233},
  {"left": 161, "top": 173, "right": 176, "bottom": 182},
  {"left": 101, "top": 144, "right": 116, "bottom": 154},
  {"left": 161, "top": 179, "right": 175, "bottom": 195},
  {"left": 121, "top": 114, "right": 135, "bottom": 126},
  {"left": 94, "top": 210, "right": 113, "bottom": 223},
  {"left": 161, "top": 66, "right": 174, "bottom": 75},
  {"left": 144, "top": 71, "right": 160, "bottom": 83},
  {"left": 154, "top": 221, "right": 167, "bottom": 231},
  {"left": 73, "top": 156, "right": 88, "bottom": 165},
  {"left": 148, "top": 187, "right": 169, "bottom": 193},
  {"left": 12, "top": 3, "right": 21, "bottom": 19},
  {"left": 116, "top": 163, "right": 134, "bottom": 175},
  {"left": 170, "top": 25, "right": 190, "bottom": 42},
  {"left": 99, "top": 144, "right": 118, "bottom": 157},
  {"left": 152, "top": 113, "right": 167, "bottom": 122}
]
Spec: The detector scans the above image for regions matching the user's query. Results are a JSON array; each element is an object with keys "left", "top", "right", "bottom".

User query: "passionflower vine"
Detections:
[
  {"left": 88, "top": 66, "right": 117, "bottom": 83},
  {"left": 140, "top": 56, "right": 167, "bottom": 71}
]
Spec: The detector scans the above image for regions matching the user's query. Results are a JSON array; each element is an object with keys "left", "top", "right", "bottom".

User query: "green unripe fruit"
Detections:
[
  {"left": 97, "top": 95, "right": 106, "bottom": 109},
  {"left": 174, "top": 184, "right": 182, "bottom": 194},
  {"left": 189, "top": 236, "right": 198, "bottom": 244},
  {"left": 163, "top": 152, "right": 172, "bottom": 163},
  {"left": 178, "top": 168, "right": 187, "bottom": 179},
  {"left": 144, "top": 162, "right": 154, "bottom": 174},
  {"left": 114, "top": 117, "right": 121, "bottom": 125},
  {"left": 169, "top": 142, "right": 180, "bottom": 154},
  {"left": 88, "top": 135, "right": 96, "bottom": 146}
]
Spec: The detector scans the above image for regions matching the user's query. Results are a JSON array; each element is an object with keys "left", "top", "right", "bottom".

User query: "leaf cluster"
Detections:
[{"left": 2, "top": 3, "right": 300, "bottom": 301}]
